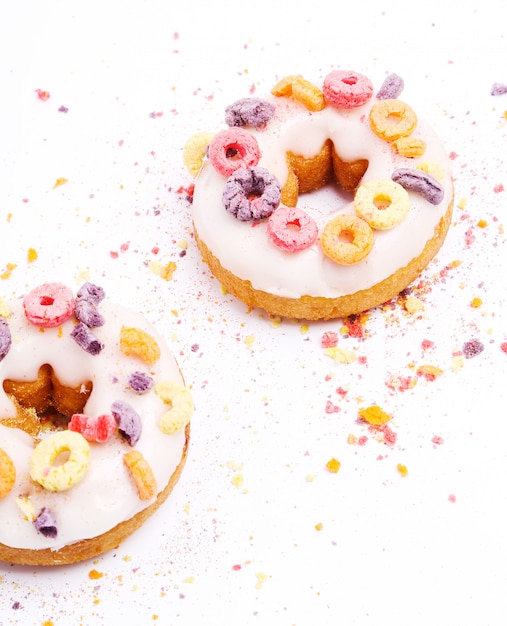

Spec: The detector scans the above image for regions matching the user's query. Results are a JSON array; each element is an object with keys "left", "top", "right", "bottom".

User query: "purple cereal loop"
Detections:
[
  {"left": 391, "top": 168, "right": 444, "bottom": 205},
  {"left": 34, "top": 507, "right": 58, "bottom": 538},
  {"left": 70, "top": 322, "right": 104, "bottom": 355},
  {"left": 76, "top": 282, "right": 105, "bottom": 305},
  {"left": 75, "top": 298, "right": 105, "bottom": 328},
  {"left": 225, "top": 97, "right": 275, "bottom": 128},
  {"left": 128, "top": 371, "right": 154, "bottom": 394},
  {"left": 222, "top": 166, "right": 281, "bottom": 221},
  {"left": 491, "top": 83, "right": 507, "bottom": 96},
  {"left": 0, "top": 318, "right": 12, "bottom": 361},
  {"left": 377, "top": 73, "right": 404, "bottom": 100},
  {"left": 111, "top": 400, "right": 142, "bottom": 446}
]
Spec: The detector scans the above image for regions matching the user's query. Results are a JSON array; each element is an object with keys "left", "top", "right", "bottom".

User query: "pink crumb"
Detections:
[
  {"left": 432, "top": 435, "right": 444, "bottom": 445},
  {"left": 494, "top": 184, "right": 504, "bottom": 193},
  {"left": 448, "top": 494, "right": 456, "bottom": 503}
]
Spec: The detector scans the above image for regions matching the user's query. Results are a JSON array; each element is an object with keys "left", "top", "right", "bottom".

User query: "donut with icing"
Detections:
[
  {"left": 185, "top": 70, "right": 454, "bottom": 320},
  {"left": 0, "top": 282, "right": 192, "bottom": 566}
]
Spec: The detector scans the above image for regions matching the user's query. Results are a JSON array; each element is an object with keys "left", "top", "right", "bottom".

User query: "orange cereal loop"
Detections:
[
  {"left": 272, "top": 75, "right": 325, "bottom": 112},
  {"left": 120, "top": 326, "right": 161, "bottom": 365},
  {"left": 391, "top": 136, "right": 426, "bottom": 158},
  {"left": 369, "top": 99, "right": 417, "bottom": 142},
  {"left": 0, "top": 448, "right": 16, "bottom": 498},
  {"left": 123, "top": 450, "right": 157, "bottom": 501},
  {"left": 321, "top": 214, "right": 374, "bottom": 265}
]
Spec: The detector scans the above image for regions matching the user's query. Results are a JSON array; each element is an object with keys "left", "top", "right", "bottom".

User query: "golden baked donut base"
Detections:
[{"left": 194, "top": 197, "right": 453, "bottom": 321}]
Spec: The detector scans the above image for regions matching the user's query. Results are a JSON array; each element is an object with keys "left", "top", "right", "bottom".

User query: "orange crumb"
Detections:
[
  {"left": 416, "top": 364, "right": 444, "bottom": 381},
  {"left": 53, "top": 177, "right": 68, "bottom": 188},
  {"left": 358, "top": 405, "right": 391, "bottom": 425},
  {"left": 397, "top": 463, "right": 408, "bottom": 477},
  {"left": 347, "top": 434, "right": 357, "bottom": 444},
  {"left": 325, "top": 457, "right": 341, "bottom": 473},
  {"left": 477, "top": 219, "right": 487, "bottom": 228},
  {"left": 470, "top": 297, "right": 482, "bottom": 308},
  {"left": 88, "top": 569, "right": 104, "bottom": 580},
  {"left": 27, "top": 248, "right": 38, "bottom": 262},
  {"left": 1, "top": 263, "right": 17, "bottom": 280}
]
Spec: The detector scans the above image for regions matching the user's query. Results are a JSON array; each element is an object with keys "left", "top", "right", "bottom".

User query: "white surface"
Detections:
[{"left": 1, "top": 1, "right": 506, "bottom": 624}]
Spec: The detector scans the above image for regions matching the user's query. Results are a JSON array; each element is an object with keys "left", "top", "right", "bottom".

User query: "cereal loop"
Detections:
[
  {"left": 0, "top": 448, "right": 16, "bottom": 498},
  {"left": 23, "top": 282, "right": 75, "bottom": 328},
  {"left": 369, "top": 99, "right": 417, "bottom": 141},
  {"left": 321, "top": 214, "right": 374, "bottom": 265},
  {"left": 323, "top": 70, "right": 374, "bottom": 109},
  {"left": 120, "top": 326, "right": 161, "bottom": 365},
  {"left": 271, "top": 75, "right": 325, "bottom": 111},
  {"left": 207, "top": 128, "right": 261, "bottom": 178},
  {"left": 155, "top": 381, "right": 193, "bottom": 435},
  {"left": 354, "top": 180, "right": 410, "bottom": 230},
  {"left": 0, "top": 317, "right": 12, "bottom": 361},
  {"left": 68, "top": 413, "right": 116, "bottom": 443},
  {"left": 183, "top": 132, "right": 215, "bottom": 177},
  {"left": 225, "top": 97, "right": 275, "bottom": 128},
  {"left": 267, "top": 206, "right": 319, "bottom": 252},
  {"left": 222, "top": 166, "right": 281, "bottom": 222},
  {"left": 123, "top": 450, "right": 157, "bottom": 501},
  {"left": 392, "top": 136, "right": 426, "bottom": 158},
  {"left": 392, "top": 168, "right": 444, "bottom": 205},
  {"left": 30, "top": 431, "right": 90, "bottom": 492}
]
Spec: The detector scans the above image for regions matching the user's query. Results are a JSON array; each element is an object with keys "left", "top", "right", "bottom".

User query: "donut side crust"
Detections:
[{"left": 193, "top": 194, "right": 453, "bottom": 321}]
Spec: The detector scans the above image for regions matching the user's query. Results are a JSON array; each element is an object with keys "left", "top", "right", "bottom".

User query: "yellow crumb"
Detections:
[
  {"left": 183, "top": 576, "right": 195, "bottom": 584},
  {"left": 457, "top": 197, "right": 467, "bottom": 210},
  {"left": 300, "top": 324, "right": 309, "bottom": 334},
  {"left": 404, "top": 295, "right": 425, "bottom": 314},
  {"left": 183, "top": 502, "right": 191, "bottom": 514},
  {"left": 1, "top": 263, "right": 17, "bottom": 279},
  {"left": 470, "top": 297, "right": 482, "bottom": 308},
  {"left": 231, "top": 474, "right": 244, "bottom": 489},
  {"left": 53, "top": 177, "right": 68, "bottom": 188},
  {"left": 15, "top": 496, "right": 35, "bottom": 521},
  {"left": 305, "top": 473, "right": 315, "bottom": 482},
  {"left": 358, "top": 405, "right": 391, "bottom": 425},
  {"left": 255, "top": 572, "right": 268, "bottom": 589},
  {"left": 325, "top": 457, "right": 341, "bottom": 473},
  {"left": 477, "top": 219, "right": 487, "bottom": 228},
  {"left": 397, "top": 463, "right": 408, "bottom": 477},
  {"left": 27, "top": 248, "right": 38, "bottom": 262},
  {"left": 450, "top": 355, "right": 465, "bottom": 371},
  {"left": 0, "top": 300, "right": 12, "bottom": 318},
  {"left": 244, "top": 335, "right": 255, "bottom": 348},
  {"left": 149, "top": 260, "right": 177, "bottom": 281},
  {"left": 417, "top": 364, "right": 444, "bottom": 380},
  {"left": 270, "top": 316, "right": 282, "bottom": 328},
  {"left": 347, "top": 434, "right": 357, "bottom": 444},
  {"left": 177, "top": 239, "right": 188, "bottom": 249},
  {"left": 324, "top": 346, "right": 356, "bottom": 364},
  {"left": 315, "top": 522, "right": 323, "bottom": 531}
]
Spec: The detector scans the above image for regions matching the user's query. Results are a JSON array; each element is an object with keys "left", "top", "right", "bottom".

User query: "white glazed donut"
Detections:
[
  {"left": 0, "top": 282, "right": 192, "bottom": 565},
  {"left": 187, "top": 70, "right": 454, "bottom": 320}
]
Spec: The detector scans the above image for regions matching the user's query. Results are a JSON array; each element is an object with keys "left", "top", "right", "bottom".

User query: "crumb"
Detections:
[
  {"left": 88, "top": 569, "right": 104, "bottom": 580},
  {"left": 315, "top": 522, "right": 323, "bottom": 531},
  {"left": 358, "top": 405, "right": 391, "bottom": 425},
  {"left": 397, "top": 463, "right": 408, "bottom": 477},
  {"left": 325, "top": 457, "right": 341, "bottom": 473}
]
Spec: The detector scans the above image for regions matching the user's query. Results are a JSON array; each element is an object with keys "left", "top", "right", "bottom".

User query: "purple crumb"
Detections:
[
  {"left": 76, "top": 281, "right": 105, "bottom": 305},
  {"left": 111, "top": 400, "right": 142, "bottom": 446},
  {"left": 376, "top": 73, "right": 404, "bottom": 100},
  {"left": 225, "top": 97, "right": 275, "bottom": 128},
  {"left": 75, "top": 298, "right": 105, "bottom": 328},
  {"left": 0, "top": 318, "right": 12, "bottom": 361},
  {"left": 128, "top": 371, "right": 154, "bottom": 394},
  {"left": 463, "top": 338, "right": 484, "bottom": 358},
  {"left": 34, "top": 508, "right": 58, "bottom": 538},
  {"left": 491, "top": 83, "right": 507, "bottom": 96},
  {"left": 70, "top": 322, "right": 104, "bottom": 355}
]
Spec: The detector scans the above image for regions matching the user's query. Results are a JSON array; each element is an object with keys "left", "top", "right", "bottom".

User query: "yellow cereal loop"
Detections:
[
  {"left": 392, "top": 136, "right": 426, "bottom": 158},
  {"left": 369, "top": 99, "right": 417, "bottom": 141},
  {"left": 120, "top": 326, "right": 161, "bottom": 365},
  {"left": 272, "top": 74, "right": 325, "bottom": 111},
  {"left": 123, "top": 450, "right": 157, "bottom": 501},
  {"left": 30, "top": 431, "right": 90, "bottom": 492},
  {"left": 321, "top": 214, "right": 374, "bottom": 265},
  {"left": 155, "top": 380, "right": 194, "bottom": 434},
  {"left": 183, "top": 132, "right": 215, "bottom": 177},
  {"left": 354, "top": 179, "right": 410, "bottom": 230},
  {"left": 0, "top": 448, "right": 16, "bottom": 498}
]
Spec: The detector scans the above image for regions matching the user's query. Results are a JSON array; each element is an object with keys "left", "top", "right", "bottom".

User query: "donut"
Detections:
[
  {"left": 0, "top": 282, "right": 192, "bottom": 566},
  {"left": 186, "top": 69, "right": 454, "bottom": 320}
]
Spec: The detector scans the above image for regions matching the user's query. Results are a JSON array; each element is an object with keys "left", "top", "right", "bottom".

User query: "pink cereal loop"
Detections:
[
  {"left": 23, "top": 282, "right": 75, "bottom": 328},
  {"left": 323, "top": 70, "right": 373, "bottom": 109},
  {"left": 267, "top": 206, "right": 318, "bottom": 252},
  {"left": 208, "top": 128, "right": 261, "bottom": 178}
]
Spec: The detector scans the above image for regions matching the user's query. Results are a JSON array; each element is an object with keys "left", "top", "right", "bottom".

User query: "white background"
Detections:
[{"left": 1, "top": 1, "right": 507, "bottom": 624}]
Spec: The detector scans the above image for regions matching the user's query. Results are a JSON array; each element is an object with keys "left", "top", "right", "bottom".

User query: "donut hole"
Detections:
[
  {"left": 2, "top": 364, "right": 93, "bottom": 437},
  {"left": 373, "top": 193, "right": 392, "bottom": 210}
]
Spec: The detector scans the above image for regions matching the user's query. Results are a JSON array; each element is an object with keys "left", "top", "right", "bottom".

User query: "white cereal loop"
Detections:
[
  {"left": 155, "top": 381, "right": 194, "bottom": 434},
  {"left": 30, "top": 431, "right": 90, "bottom": 492},
  {"left": 354, "top": 179, "right": 410, "bottom": 230}
]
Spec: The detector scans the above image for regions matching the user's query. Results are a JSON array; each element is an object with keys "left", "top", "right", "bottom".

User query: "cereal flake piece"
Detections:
[{"left": 120, "top": 326, "right": 161, "bottom": 365}]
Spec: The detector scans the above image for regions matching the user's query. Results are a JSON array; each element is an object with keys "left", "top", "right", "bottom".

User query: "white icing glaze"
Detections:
[
  {"left": 0, "top": 296, "right": 190, "bottom": 551},
  {"left": 192, "top": 90, "right": 453, "bottom": 299}
]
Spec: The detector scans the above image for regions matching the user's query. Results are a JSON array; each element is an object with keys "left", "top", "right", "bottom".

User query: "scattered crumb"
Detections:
[
  {"left": 396, "top": 463, "right": 408, "bottom": 477},
  {"left": 358, "top": 405, "right": 391, "bottom": 425},
  {"left": 325, "top": 457, "right": 341, "bottom": 473}
]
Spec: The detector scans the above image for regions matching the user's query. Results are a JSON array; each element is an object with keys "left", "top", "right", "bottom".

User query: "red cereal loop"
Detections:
[
  {"left": 323, "top": 70, "right": 373, "bottom": 109},
  {"left": 23, "top": 283, "right": 75, "bottom": 328},
  {"left": 207, "top": 128, "right": 261, "bottom": 177},
  {"left": 267, "top": 206, "right": 318, "bottom": 252}
]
